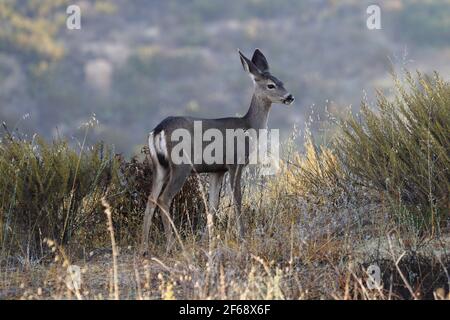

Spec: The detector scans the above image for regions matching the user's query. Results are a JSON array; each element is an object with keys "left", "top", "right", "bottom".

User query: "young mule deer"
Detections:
[{"left": 141, "top": 49, "right": 294, "bottom": 254}]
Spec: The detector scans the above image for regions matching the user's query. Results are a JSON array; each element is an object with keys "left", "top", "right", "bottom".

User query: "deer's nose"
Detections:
[{"left": 283, "top": 94, "right": 294, "bottom": 105}]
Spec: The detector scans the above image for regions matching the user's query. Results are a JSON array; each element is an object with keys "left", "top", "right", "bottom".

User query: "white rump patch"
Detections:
[
  {"left": 148, "top": 131, "right": 156, "bottom": 157},
  {"left": 155, "top": 130, "right": 168, "bottom": 158}
]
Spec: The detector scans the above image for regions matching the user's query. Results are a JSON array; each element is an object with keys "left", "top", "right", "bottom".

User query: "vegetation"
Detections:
[
  {"left": 0, "top": 0, "right": 449, "bottom": 301},
  {"left": 337, "top": 72, "right": 449, "bottom": 234},
  {"left": 0, "top": 0, "right": 68, "bottom": 65},
  {"left": 0, "top": 73, "right": 448, "bottom": 299},
  {"left": 0, "top": 122, "right": 205, "bottom": 263},
  {"left": 0, "top": 127, "right": 116, "bottom": 259}
]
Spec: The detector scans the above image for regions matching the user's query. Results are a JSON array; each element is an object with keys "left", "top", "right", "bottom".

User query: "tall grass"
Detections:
[
  {"left": 336, "top": 72, "right": 449, "bottom": 234},
  {"left": 0, "top": 129, "right": 117, "bottom": 262},
  {"left": 0, "top": 127, "right": 205, "bottom": 264}
]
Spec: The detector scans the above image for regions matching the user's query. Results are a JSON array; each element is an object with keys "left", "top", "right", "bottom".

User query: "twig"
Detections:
[
  {"left": 387, "top": 235, "right": 418, "bottom": 299},
  {"left": 102, "top": 198, "right": 119, "bottom": 300},
  {"left": 437, "top": 256, "right": 450, "bottom": 290},
  {"left": 133, "top": 255, "right": 143, "bottom": 300}
]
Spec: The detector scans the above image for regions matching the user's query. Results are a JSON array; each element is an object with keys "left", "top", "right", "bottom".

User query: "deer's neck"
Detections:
[{"left": 243, "top": 93, "right": 272, "bottom": 129}]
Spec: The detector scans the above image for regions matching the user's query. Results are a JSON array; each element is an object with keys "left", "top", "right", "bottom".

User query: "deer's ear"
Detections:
[
  {"left": 251, "top": 49, "right": 269, "bottom": 72},
  {"left": 238, "top": 49, "right": 263, "bottom": 80}
]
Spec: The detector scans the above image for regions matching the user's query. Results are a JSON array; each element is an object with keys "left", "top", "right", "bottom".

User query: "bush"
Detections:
[
  {"left": 0, "top": 130, "right": 117, "bottom": 261},
  {"left": 336, "top": 72, "right": 450, "bottom": 234},
  {"left": 0, "top": 128, "right": 205, "bottom": 263}
]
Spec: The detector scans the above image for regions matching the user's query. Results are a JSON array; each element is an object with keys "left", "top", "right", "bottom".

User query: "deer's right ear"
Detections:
[
  {"left": 238, "top": 49, "right": 262, "bottom": 81},
  {"left": 251, "top": 49, "right": 269, "bottom": 72}
]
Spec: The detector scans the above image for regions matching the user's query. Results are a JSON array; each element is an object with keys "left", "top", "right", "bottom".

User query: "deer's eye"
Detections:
[{"left": 267, "top": 84, "right": 276, "bottom": 89}]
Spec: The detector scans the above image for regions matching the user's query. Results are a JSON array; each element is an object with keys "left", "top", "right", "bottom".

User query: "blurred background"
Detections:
[{"left": 1, "top": 0, "right": 449, "bottom": 155}]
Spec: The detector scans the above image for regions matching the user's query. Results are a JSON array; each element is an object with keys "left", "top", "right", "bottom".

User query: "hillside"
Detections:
[{"left": 1, "top": 0, "right": 450, "bottom": 153}]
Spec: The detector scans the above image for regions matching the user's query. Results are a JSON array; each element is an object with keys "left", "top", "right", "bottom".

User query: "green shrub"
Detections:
[
  {"left": 0, "top": 128, "right": 206, "bottom": 263},
  {"left": 0, "top": 130, "right": 117, "bottom": 260},
  {"left": 336, "top": 72, "right": 450, "bottom": 234}
]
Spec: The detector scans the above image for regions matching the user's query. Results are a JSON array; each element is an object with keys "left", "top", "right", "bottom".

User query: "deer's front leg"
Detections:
[
  {"left": 202, "top": 171, "right": 225, "bottom": 241},
  {"left": 229, "top": 166, "right": 245, "bottom": 239},
  {"left": 209, "top": 171, "right": 225, "bottom": 214}
]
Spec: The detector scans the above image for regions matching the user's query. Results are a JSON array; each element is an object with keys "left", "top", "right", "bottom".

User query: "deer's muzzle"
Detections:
[{"left": 283, "top": 94, "right": 295, "bottom": 105}]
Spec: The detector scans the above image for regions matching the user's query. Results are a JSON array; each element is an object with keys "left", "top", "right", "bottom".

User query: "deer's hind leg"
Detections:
[
  {"left": 157, "top": 165, "right": 191, "bottom": 252},
  {"left": 140, "top": 161, "right": 168, "bottom": 256}
]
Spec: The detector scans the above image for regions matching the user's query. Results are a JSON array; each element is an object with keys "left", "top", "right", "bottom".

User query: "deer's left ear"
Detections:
[
  {"left": 251, "top": 49, "right": 269, "bottom": 73},
  {"left": 238, "top": 49, "right": 263, "bottom": 81}
]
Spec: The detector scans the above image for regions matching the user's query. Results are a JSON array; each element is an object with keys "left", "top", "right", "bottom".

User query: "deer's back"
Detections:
[{"left": 150, "top": 116, "right": 251, "bottom": 173}]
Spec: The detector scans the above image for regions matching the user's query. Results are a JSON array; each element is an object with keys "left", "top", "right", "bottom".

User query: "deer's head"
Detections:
[{"left": 238, "top": 49, "right": 294, "bottom": 106}]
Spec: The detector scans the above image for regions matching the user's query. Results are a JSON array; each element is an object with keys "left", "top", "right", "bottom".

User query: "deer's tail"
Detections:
[{"left": 148, "top": 130, "right": 169, "bottom": 169}]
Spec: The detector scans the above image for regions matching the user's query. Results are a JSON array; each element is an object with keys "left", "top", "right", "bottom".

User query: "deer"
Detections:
[{"left": 140, "top": 49, "right": 294, "bottom": 254}]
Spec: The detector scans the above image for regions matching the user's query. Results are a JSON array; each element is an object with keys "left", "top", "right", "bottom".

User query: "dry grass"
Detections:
[
  {"left": 1, "top": 141, "right": 448, "bottom": 300},
  {"left": 0, "top": 72, "right": 449, "bottom": 300},
  {"left": 1, "top": 214, "right": 448, "bottom": 300}
]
